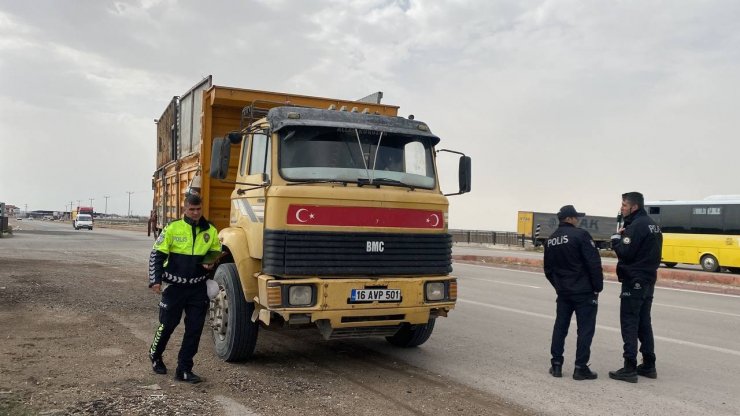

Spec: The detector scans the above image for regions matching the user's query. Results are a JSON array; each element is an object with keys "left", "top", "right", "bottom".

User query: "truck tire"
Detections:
[
  {"left": 210, "top": 263, "right": 258, "bottom": 361},
  {"left": 386, "top": 317, "right": 436, "bottom": 348},
  {"left": 700, "top": 254, "right": 720, "bottom": 272},
  {"left": 663, "top": 262, "right": 677, "bottom": 268}
]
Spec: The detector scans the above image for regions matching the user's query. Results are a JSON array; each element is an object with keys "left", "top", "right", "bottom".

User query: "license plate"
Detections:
[{"left": 350, "top": 289, "right": 401, "bottom": 302}]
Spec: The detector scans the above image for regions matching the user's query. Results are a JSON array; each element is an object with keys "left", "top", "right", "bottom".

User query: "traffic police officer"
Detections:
[
  {"left": 148, "top": 193, "right": 221, "bottom": 384},
  {"left": 609, "top": 192, "right": 662, "bottom": 383},
  {"left": 544, "top": 205, "right": 604, "bottom": 380}
]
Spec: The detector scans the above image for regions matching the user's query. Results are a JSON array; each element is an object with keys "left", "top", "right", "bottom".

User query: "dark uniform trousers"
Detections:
[
  {"left": 551, "top": 293, "right": 598, "bottom": 367},
  {"left": 619, "top": 282, "right": 656, "bottom": 361},
  {"left": 150, "top": 282, "right": 209, "bottom": 372}
]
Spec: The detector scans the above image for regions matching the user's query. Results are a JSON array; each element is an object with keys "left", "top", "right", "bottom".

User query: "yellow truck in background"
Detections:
[
  {"left": 517, "top": 210, "right": 615, "bottom": 249},
  {"left": 153, "top": 76, "right": 471, "bottom": 360}
]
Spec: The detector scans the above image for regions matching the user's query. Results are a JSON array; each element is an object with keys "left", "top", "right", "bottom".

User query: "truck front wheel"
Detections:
[
  {"left": 386, "top": 317, "right": 436, "bottom": 348},
  {"left": 210, "top": 263, "right": 258, "bottom": 361}
]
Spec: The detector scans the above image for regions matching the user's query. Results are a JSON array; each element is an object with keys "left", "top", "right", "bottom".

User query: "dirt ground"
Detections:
[{"left": 0, "top": 223, "right": 533, "bottom": 416}]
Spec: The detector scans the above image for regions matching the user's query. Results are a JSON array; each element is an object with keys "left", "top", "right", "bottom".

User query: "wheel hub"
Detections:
[
  {"left": 209, "top": 286, "right": 229, "bottom": 339},
  {"left": 702, "top": 256, "right": 718, "bottom": 271}
]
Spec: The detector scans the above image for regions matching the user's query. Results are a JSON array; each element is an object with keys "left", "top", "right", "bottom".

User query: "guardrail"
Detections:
[{"left": 449, "top": 229, "right": 526, "bottom": 247}]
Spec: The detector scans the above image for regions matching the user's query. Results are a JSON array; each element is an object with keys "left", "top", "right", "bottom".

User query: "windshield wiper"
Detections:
[
  {"left": 357, "top": 177, "right": 415, "bottom": 190},
  {"left": 286, "top": 179, "right": 350, "bottom": 186}
]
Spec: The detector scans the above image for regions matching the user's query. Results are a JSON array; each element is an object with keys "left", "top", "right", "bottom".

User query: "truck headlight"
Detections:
[
  {"left": 425, "top": 282, "right": 445, "bottom": 301},
  {"left": 288, "top": 285, "right": 313, "bottom": 306}
]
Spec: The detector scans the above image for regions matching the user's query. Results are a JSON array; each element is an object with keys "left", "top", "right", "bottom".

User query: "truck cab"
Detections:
[{"left": 208, "top": 106, "right": 471, "bottom": 360}]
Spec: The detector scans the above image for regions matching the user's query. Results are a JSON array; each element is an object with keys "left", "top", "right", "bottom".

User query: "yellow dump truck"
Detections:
[{"left": 153, "top": 76, "right": 471, "bottom": 360}]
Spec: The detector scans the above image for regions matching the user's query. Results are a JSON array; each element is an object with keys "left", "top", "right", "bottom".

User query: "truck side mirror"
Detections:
[
  {"left": 210, "top": 137, "right": 231, "bottom": 179},
  {"left": 458, "top": 156, "right": 471, "bottom": 194}
]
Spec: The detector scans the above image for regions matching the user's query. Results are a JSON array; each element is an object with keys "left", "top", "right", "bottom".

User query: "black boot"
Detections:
[
  {"left": 149, "top": 353, "right": 167, "bottom": 375},
  {"left": 549, "top": 359, "right": 562, "bottom": 378},
  {"left": 573, "top": 365, "right": 598, "bottom": 380},
  {"left": 609, "top": 358, "right": 638, "bottom": 383},
  {"left": 637, "top": 357, "right": 657, "bottom": 379},
  {"left": 175, "top": 369, "right": 203, "bottom": 384}
]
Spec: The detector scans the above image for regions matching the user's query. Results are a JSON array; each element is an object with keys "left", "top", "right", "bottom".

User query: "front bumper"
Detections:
[{"left": 255, "top": 275, "right": 456, "bottom": 328}]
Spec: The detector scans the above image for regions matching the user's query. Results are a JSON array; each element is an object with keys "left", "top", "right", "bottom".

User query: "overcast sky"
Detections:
[{"left": 1, "top": 0, "right": 739, "bottom": 230}]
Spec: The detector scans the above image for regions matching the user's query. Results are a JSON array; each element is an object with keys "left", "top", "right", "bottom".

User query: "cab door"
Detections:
[{"left": 233, "top": 128, "right": 271, "bottom": 258}]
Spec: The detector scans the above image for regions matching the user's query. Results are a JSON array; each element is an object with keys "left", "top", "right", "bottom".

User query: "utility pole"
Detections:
[
  {"left": 89, "top": 198, "right": 94, "bottom": 208},
  {"left": 126, "top": 191, "right": 134, "bottom": 217},
  {"left": 24, "top": 204, "right": 28, "bottom": 215},
  {"left": 104, "top": 196, "right": 110, "bottom": 216},
  {"left": 69, "top": 201, "right": 74, "bottom": 220}
]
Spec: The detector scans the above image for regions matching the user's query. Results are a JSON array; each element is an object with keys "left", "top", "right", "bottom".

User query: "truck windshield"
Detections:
[
  {"left": 78, "top": 215, "right": 92, "bottom": 221},
  {"left": 278, "top": 126, "right": 436, "bottom": 189}
]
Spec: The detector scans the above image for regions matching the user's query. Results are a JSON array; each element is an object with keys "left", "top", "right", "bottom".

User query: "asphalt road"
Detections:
[
  {"left": 364, "top": 262, "right": 740, "bottom": 415},
  {"left": 4, "top": 220, "right": 739, "bottom": 415},
  {"left": 7, "top": 218, "right": 152, "bottom": 262}
]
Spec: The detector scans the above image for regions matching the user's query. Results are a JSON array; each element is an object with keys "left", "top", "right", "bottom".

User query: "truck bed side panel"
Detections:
[{"left": 201, "top": 103, "right": 242, "bottom": 231}]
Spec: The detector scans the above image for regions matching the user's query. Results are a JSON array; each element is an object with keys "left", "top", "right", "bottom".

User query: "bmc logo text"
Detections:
[{"left": 366, "top": 241, "right": 385, "bottom": 252}]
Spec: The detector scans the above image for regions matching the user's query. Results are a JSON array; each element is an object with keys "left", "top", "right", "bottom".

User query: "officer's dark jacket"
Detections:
[
  {"left": 611, "top": 208, "right": 662, "bottom": 285},
  {"left": 148, "top": 215, "right": 221, "bottom": 287},
  {"left": 544, "top": 222, "right": 604, "bottom": 295}
]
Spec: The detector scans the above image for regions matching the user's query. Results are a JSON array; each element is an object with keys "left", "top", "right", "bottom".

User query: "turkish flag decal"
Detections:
[{"left": 287, "top": 205, "right": 444, "bottom": 228}]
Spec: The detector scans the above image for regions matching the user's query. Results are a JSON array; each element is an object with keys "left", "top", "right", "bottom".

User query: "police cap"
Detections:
[{"left": 557, "top": 205, "right": 585, "bottom": 220}]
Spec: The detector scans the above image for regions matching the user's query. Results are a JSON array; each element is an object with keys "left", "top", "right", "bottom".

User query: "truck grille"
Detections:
[{"left": 263, "top": 230, "right": 452, "bottom": 276}]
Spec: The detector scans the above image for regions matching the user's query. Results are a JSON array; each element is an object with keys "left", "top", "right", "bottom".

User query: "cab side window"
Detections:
[
  {"left": 239, "top": 134, "right": 249, "bottom": 176},
  {"left": 249, "top": 132, "right": 270, "bottom": 179}
]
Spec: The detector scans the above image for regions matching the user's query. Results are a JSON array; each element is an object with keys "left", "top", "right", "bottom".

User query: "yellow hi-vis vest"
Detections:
[{"left": 149, "top": 217, "right": 221, "bottom": 285}]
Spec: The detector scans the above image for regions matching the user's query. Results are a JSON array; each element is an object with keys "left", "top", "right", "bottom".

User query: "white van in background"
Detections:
[{"left": 74, "top": 214, "right": 94, "bottom": 230}]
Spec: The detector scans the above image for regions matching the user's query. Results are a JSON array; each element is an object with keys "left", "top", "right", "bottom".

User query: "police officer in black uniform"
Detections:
[
  {"left": 148, "top": 193, "right": 221, "bottom": 384},
  {"left": 544, "top": 205, "right": 604, "bottom": 380},
  {"left": 609, "top": 192, "right": 662, "bottom": 383}
]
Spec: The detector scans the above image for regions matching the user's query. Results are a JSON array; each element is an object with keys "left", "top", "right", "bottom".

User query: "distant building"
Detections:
[
  {"left": 3, "top": 204, "right": 20, "bottom": 217},
  {"left": 28, "top": 210, "right": 54, "bottom": 219}
]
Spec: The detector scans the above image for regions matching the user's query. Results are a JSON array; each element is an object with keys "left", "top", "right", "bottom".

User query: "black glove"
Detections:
[{"left": 610, "top": 234, "right": 621, "bottom": 250}]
